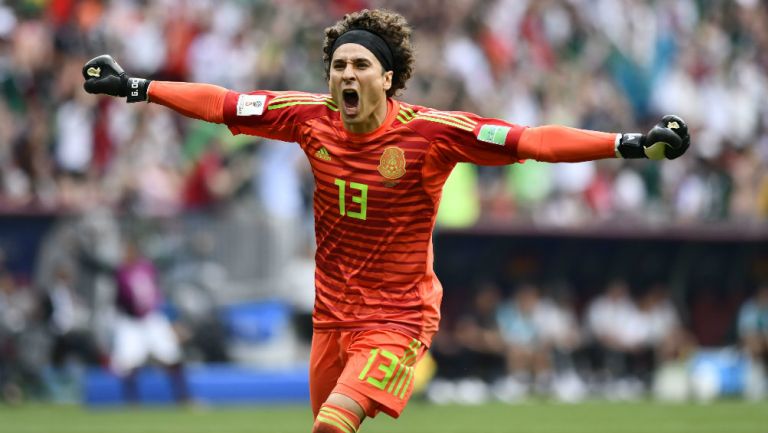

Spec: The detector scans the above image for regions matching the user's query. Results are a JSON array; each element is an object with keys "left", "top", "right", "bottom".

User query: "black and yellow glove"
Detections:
[
  {"left": 82, "top": 55, "right": 151, "bottom": 103},
  {"left": 617, "top": 115, "right": 690, "bottom": 160}
]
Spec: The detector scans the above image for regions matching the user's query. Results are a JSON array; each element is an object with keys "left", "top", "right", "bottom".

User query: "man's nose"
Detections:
[{"left": 342, "top": 63, "right": 355, "bottom": 80}]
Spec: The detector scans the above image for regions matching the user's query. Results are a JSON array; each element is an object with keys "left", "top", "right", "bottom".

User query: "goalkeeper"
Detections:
[{"left": 83, "top": 8, "right": 690, "bottom": 433}]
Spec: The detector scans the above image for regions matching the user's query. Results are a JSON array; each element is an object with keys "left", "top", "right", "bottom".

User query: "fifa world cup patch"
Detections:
[
  {"left": 237, "top": 94, "right": 267, "bottom": 116},
  {"left": 477, "top": 124, "right": 511, "bottom": 146}
]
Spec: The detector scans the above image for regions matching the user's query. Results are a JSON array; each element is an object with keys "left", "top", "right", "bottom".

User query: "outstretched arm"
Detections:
[
  {"left": 518, "top": 118, "right": 690, "bottom": 163},
  {"left": 82, "top": 54, "right": 317, "bottom": 143},
  {"left": 82, "top": 54, "right": 227, "bottom": 123},
  {"left": 517, "top": 126, "right": 616, "bottom": 162},
  {"left": 148, "top": 81, "right": 227, "bottom": 123}
]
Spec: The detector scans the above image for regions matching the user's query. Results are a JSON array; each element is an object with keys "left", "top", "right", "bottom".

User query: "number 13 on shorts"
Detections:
[{"left": 358, "top": 340, "right": 422, "bottom": 399}]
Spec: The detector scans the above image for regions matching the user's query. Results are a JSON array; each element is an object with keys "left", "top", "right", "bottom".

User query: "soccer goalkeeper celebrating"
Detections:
[{"left": 83, "top": 9, "right": 689, "bottom": 433}]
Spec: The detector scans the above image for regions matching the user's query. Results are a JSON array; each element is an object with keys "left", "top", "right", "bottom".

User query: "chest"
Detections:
[
  {"left": 304, "top": 129, "right": 432, "bottom": 220},
  {"left": 307, "top": 130, "right": 429, "bottom": 186}
]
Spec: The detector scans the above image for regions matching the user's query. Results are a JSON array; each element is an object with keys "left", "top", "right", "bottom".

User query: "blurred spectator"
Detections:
[
  {"left": 280, "top": 239, "right": 316, "bottom": 352},
  {"left": 585, "top": 279, "right": 653, "bottom": 395},
  {"left": 256, "top": 139, "right": 311, "bottom": 272},
  {"left": 495, "top": 283, "right": 552, "bottom": 396},
  {"left": 427, "top": 282, "right": 507, "bottom": 404},
  {"left": 111, "top": 239, "right": 188, "bottom": 404},
  {"left": 0, "top": 268, "right": 23, "bottom": 403},
  {"left": 42, "top": 265, "right": 96, "bottom": 362},
  {"left": 181, "top": 138, "right": 249, "bottom": 212},
  {"left": 637, "top": 283, "right": 694, "bottom": 364},
  {"left": 164, "top": 230, "right": 230, "bottom": 363},
  {"left": 534, "top": 283, "right": 584, "bottom": 372},
  {"left": 689, "top": 283, "right": 742, "bottom": 348},
  {"left": 738, "top": 283, "right": 768, "bottom": 369},
  {"left": 0, "top": 268, "right": 45, "bottom": 403},
  {"left": 74, "top": 208, "right": 122, "bottom": 351},
  {"left": 40, "top": 263, "right": 103, "bottom": 402},
  {"left": 431, "top": 283, "right": 506, "bottom": 385},
  {"left": 534, "top": 283, "right": 588, "bottom": 401}
]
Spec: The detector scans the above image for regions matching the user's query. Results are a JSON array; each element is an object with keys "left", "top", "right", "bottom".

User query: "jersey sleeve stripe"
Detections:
[
  {"left": 270, "top": 92, "right": 331, "bottom": 99},
  {"left": 269, "top": 92, "right": 332, "bottom": 100},
  {"left": 270, "top": 95, "right": 337, "bottom": 106},
  {"left": 417, "top": 111, "right": 477, "bottom": 128},
  {"left": 268, "top": 100, "right": 338, "bottom": 112},
  {"left": 412, "top": 114, "right": 474, "bottom": 131},
  {"left": 449, "top": 112, "right": 476, "bottom": 125},
  {"left": 425, "top": 110, "right": 475, "bottom": 125}
]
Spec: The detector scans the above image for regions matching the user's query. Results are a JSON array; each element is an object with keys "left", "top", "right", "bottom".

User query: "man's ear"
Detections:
[{"left": 383, "top": 70, "right": 393, "bottom": 91}]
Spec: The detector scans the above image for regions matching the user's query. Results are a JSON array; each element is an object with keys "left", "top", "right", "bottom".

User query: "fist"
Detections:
[
  {"left": 82, "top": 55, "right": 128, "bottom": 97},
  {"left": 644, "top": 115, "right": 690, "bottom": 160}
]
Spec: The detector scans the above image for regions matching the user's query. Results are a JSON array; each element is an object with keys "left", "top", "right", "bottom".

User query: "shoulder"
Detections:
[
  {"left": 265, "top": 91, "right": 339, "bottom": 119},
  {"left": 265, "top": 91, "right": 337, "bottom": 110},
  {"left": 397, "top": 103, "right": 478, "bottom": 136},
  {"left": 231, "top": 90, "right": 339, "bottom": 120}
]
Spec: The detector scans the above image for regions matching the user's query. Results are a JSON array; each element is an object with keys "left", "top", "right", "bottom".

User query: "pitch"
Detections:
[{"left": 1, "top": 400, "right": 766, "bottom": 433}]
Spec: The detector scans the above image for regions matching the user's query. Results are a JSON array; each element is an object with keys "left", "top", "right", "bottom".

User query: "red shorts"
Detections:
[{"left": 309, "top": 328, "right": 426, "bottom": 419}]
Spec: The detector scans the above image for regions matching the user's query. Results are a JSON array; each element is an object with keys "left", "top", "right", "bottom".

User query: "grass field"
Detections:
[{"left": 1, "top": 400, "right": 766, "bottom": 433}]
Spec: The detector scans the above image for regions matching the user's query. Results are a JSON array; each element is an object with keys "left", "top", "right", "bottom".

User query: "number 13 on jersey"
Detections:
[{"left": 335, "top": 178, "right": 368, "bottom": 220}]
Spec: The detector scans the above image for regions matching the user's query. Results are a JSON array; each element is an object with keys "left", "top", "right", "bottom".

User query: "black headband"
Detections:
[{"left": 330, "top": 29, "right": 394, "bottom": 72}]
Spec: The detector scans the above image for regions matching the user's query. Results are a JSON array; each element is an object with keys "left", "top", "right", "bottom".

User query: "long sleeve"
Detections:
[
  {"left": 147, "top": 81, "right": 227, "bottom": 123},
  {"left": 517, "top": 125, "right": 618, "bottom": 162}
]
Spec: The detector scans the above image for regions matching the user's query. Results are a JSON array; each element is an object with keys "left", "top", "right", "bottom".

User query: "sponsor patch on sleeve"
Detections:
[
  {"left": 477, "top": 124, "right": 511, "bottom": 146},
  {"left": 236, "top": 94, "right": 267, "bottom": 116}
]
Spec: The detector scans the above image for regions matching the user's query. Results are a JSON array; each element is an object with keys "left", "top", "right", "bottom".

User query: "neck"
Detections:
[{"left": 343, "top": 98, "right": 389, "bottom": 134}]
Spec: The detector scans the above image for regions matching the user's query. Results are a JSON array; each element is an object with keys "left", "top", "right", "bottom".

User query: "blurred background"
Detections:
[{"left": 0, "top": 0, "right": 767, "bottom": 409}]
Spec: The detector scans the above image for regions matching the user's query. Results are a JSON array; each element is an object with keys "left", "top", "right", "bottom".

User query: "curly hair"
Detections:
[{"left": 323, "top": 9, "right": 414, "bottom": 98}]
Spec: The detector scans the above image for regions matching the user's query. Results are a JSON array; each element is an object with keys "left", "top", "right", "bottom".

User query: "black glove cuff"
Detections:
[
  {"left": 126, "top": 77, "right": 152, "bottom": 103},
  {"left": 616, "top": 133, "right": 647, "bottom": 159}
]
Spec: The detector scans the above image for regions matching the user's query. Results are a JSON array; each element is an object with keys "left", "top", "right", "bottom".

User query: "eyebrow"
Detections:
[{"left": 332, "top": 56, "right": 373, "bottom": 64}]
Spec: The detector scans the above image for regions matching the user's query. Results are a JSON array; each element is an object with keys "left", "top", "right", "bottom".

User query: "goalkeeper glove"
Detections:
[
  {"left": 82, "top": 55, "right": 151, "bottom": 103},
  {"left": 616, "top": 115, "right": 690, "bottom": 160}
]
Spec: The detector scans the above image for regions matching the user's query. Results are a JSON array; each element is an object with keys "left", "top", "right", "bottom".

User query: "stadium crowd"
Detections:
[
  {"left": 1, "top": 0, "right": 767, "bottom": 404},
  {"left": 0, "top": 0, "right": 767, "bottom": 225}
]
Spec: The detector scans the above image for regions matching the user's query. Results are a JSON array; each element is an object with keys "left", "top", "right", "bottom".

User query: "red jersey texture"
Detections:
[{"left": 222, "top": 90, "right": 525, "bottom": 346}]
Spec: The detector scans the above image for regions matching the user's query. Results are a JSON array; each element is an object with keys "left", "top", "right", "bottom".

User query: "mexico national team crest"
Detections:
[{"left": 378, "top": 146, "right": 406, "bottom": 186}]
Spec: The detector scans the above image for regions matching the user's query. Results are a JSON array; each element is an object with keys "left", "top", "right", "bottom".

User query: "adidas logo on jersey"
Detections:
[{"left": 315, "top": 147, "right": 331, "bottom": 161}]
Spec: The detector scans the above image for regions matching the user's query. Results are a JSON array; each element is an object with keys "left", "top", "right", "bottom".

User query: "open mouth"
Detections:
[{"left": 342, "top": 89, "right": 360, "bottom": 116}]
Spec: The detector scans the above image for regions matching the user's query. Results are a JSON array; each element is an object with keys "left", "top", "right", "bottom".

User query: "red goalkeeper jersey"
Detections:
[{"left": 222, "top": 90, "right": 525, "bottom": 346}]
